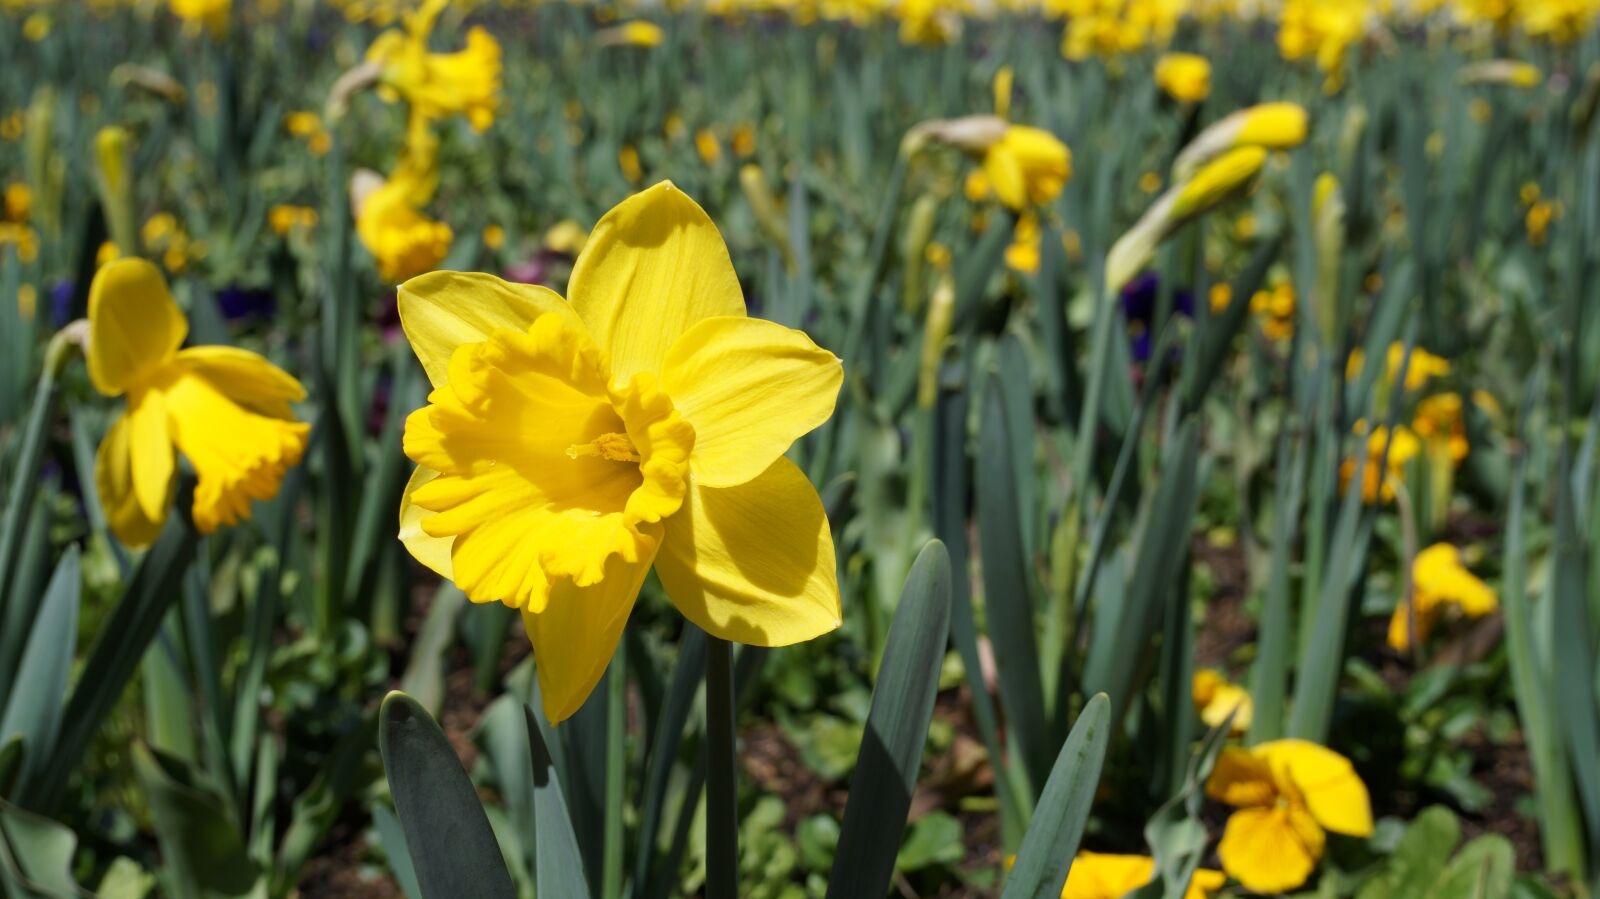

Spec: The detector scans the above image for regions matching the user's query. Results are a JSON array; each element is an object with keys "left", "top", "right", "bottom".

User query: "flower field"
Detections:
[{"left": 2, "top": 0, "right": 1599, "bottom": 896}]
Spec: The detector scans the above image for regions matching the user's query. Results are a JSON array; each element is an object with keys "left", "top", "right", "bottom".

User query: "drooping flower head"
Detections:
[
  {"left": 365, "top": 0, "right": 502, "bottom": 131},
  {"left": 398, "top": 183, "right": 843, "bottom": 722},
  {"left": 87, "top": 259, "right": 309, "bottom": 546},
  {"left": 1206, "top": 739, "right": 1373, "bottom": 893}
]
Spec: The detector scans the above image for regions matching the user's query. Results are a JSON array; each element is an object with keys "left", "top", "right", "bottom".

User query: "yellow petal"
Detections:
[
  {"left": 399, "top": 465, "right": 454, "bottom": 579},
  {"left": 398, "top": 270, "right": 581, "bottom": 387},
  {"left": 660, "top": 316, "right": 840, "bottom": 488},
  {"left": 1260, "top": 739, "right": 1374, "bottom": 837},
  {"left": 87, "top": 258, "right": 188, "bottom": 396},
  {"left": 174, "top": 346, "right": 306, "bottom": 419},
  {"left": 523, "top": 545, "right": 657, "bottom": 724},
  {"left": 655, "top": 457, "right": 840, "bottom": 646},
  {"left": 1186, "top": 867, "right": 1226, "bottom": 899},
  {"left": 1217, "top": 805, "right": 1323, "bottom": 894},
  {"left": 127, "top": 388, "right": 175, "bottom": 523},
  {"left": 95, "top": 413, "right": 167, "bottom": 548},
  {"left": 1205, "top": 746, "right": 1278, "bottom": 807},
  {"left": 568, "top": 182, "right": 746, "bottom": 381},
  {"left": 984, "top": 146, "right": 1026, "bottom": 211}
]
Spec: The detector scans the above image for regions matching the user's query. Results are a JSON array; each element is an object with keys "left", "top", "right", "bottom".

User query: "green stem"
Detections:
[
  {"left": 704, "top": 637, "right": 738, "bottom": 899},
  {"left": 0, "top": 326, "right": 82, "bottom": 605},
  {"left": 601, "top": 641, "right": 626, "bottom": 899}
]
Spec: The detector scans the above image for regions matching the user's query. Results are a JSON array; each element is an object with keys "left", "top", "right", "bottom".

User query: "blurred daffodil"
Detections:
[
  {"left": 365, "top": 0, "right": 502, "bottom": 131},
  {"left": 169, "top": 0, "right": 230, "bottom": 35},
  {"left": 598, "top": 20, "right": 666, "bottom": 47},
  {"left": 1206, "top": 740, "right": 1373, "bottom": 893},
  {"left": 1173, "top": 102, "right": 1308, "bottom": 180},
  {"left": 1192, "top": 669, "right": 1252, "bottom": 733},
  {"left": 1156, "top": 52, "right": 1212, "bottom": 102},
  {"left": 1389, "top": 543, "right": 1497, "bottom": 651},
  {"left": 1056, "top": 851, "right": 1224, "bottom": 899},
  {"left": 355, "top": 118, "right": 453, "bottom": 282},
  {"left": 1340, "top": 419, "right": 1420, "bottom": 503},
  {"left": 1107, "top": 146, "right": 1266, "bottom": 292},
  {"left": 397, "top": 183, "right": 843, "bottom": 722},
  {"left": 88, "top": 259, "right": 309, "bottom": 546}
]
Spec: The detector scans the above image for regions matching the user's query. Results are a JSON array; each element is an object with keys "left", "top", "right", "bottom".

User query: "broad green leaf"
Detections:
[
  {"left": 131, "top": 744, "right": 260, "bottom": 899},
  {"left": 379, "top": 692, "right": 515, "bottom": 899},
  {"left": 827, "top": 540, "right": 953, "bottom": 898},
  {"left": 1001, "top": 694, "right": 1112, "bottom": 899},
  {"left": 0, "top": 546, "right": 79, "bottom": 783}
]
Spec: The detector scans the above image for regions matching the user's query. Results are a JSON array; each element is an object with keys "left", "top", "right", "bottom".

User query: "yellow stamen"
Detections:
[{"left": 566, "top": 432, "right": 641, "bottom": 463}]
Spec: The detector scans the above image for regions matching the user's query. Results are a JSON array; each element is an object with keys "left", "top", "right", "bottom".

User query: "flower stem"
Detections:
[{"left": 704, "top": 636, "right": 738, "bottom": 898}]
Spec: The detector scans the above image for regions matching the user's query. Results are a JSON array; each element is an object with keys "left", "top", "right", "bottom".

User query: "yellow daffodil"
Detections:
[
  {"left": 544, "top": 219, "right": 589, "bottom": 256},
  {"left": 896, "top": 0, "right": 963, "bottom": 45},
  {"left": 285, "top": 111, "right": 332, "bottom": 155},
  {"left": 598, "top": 20, "right": 666, "bottom": 47},
  {"left": 1058, "top": 851, "right": 1224, "bottom": 899},
  {"left": 732, "top": 122, "right": 757, "bottom": 157},
  {"left": 1526, "top": 198, "right": 1561, "bottom": 245},
  {"left": 1412, "top": 392, "right": 1467, "bottom": 463},
  {"left": 269, "top": 204, "right": 318, "bottom": 237},
  {"left": 1388, "top": 543, "right": 1497, "bottom": 651},
  {"left": 695, "top": 128, "right": 723, "bottom": 165},
  {"left": 1156, "top": 52, "right": 1212, "bottom": 102},
  {"left": 1278, "top": 0, "right": 1368, "bottom": 92},
  {"left": 1206, "top": 739, "right": 1373, "bottom": 893},
  {"left": 397, "top": 183, "right": 844, "bottom": 723},
  {"left": 981, "top": 125, "right": 1071, "bottom": 211},
  {"left": 1107, "top": 146, "right": 1266, "bottom": 292},
  {"left": 482, "top": 223, "right": 505, "bottom": 251},
  {"left": 1340, "top": 420, "right": 1420, "bottom": 503},
  {"left": 0, "top": 223, "right": 38, "bottom": 264},
  {"left": 88, "top": 259, "right": 309, "bottom": 546},
  {"left": 1173, "top": 102, "right": 1307, "bottom": 180},
  {"left": 1458, "top": 59, "right": 1544, "bottom": 88},
  {"left": 4, "top": 182, "right": 31, "bottom": 222},
  {"left": 1345, "top": 342, "right": 1451, "bottom": 392},
  {"left": 355, "top": 119, "right": 453, "bottom": 282},
  {"left": 366, "top": 0, "right": 502, "bottom": 131},
  {"left": 619, "top": 144, "right": 644, "bottom": 183},
  {"left": 1005, "top": 212, "right": 1042, "bottom": 274},
  {"left": 1250, "top": 275, "right": 1296, "bottom": 341},
  {"left": 168, "top": 0, "right": 230, "bottom": 35},
  {"left": 1192, "top": 669, "right": 1253, "bottom": 734}
]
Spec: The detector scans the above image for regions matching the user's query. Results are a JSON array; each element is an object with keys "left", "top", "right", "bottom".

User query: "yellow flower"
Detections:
[
  {"left": 732, "top": 122, "right": 757, "bottom": 158},
  {"left": 285, "top": 111, "right": 333, "bottom": 155},
  {"left": 169, "top": 0, "right": 230, "bottom": 35},
  {"left": 396, "top": 183, "right": 843, "bottom": 723},
  {"left": 366, "top": 0, "right": 502, "bottom": 131},
  {"left": 695, "top": 128, "right": 723, "bottom": 165},
  {"left": 982, "top": 125, "right": 1072, "bottom": 211},
  {"left": 1138, "top": 170, "right": 1163, "bottom": 194},
  {"left": 545, "top": 219, "right": 589, "bottom": 256},
  {"left": 598, "top": 20, "right": 666, "bottom": 47},
  {"left": 1277, "top": 0, "right": 1368, "bottom": 91},
  {"left": 1526, "top": 199, "right": 1560, "bottom": 245},
  {"left": 1192, "top": 669, "right": 1253, "bottom": 734},
  {"left": 1173, "top": 102, "right": 1307, "bottom": 180},
  {"left": 1340, "top": 420, "right": 1421, "bottom": 503},
  {"left": 1412, "top": 392, "right": 1467, "bottom": 462},
  {"left": 1005, "top": 212, "right": 1041, "bottom": 274},
  {"left": 1057, "top": 851, "right": 1224, "bottom": 899},
  {"left": 87, "top": 259, "right": 309, "bottom": 546},
  {"left": 1206, "top": 740, "right": 1373, "bottom": 893},
  {"left": 0, "top": 224, "right": 36, "bottom": 264},
  {"left": 357, "top": 181, "right": 452, "bottom": 283},
  {"left": 1156, "top": 52, "right": 1212, "bottom": 103},
  {"left": 1208, "top": 282, "right": 1232, "bottom": 313},
  {"left": 896, "top": 0, "right": 963, "bottom": 45},
  {"left": 269, "top": 204, "right": 318, "bottom": 236},
  {"left": 619, "top": 145, "right": 644, "bottom": 183},
  {"left": 1345, "top": 342, "right": 1451, "bottom": 392},
  {"left": 1106, "top": 147, "right": 1266, "bottom": 292},
  {"left": 482, "top": 223, "right": 505, "bottom": 251},
  {"left": 1388, "top": 543, "right": 1498, "bottom": 652},
  {"left": 18, "top": 283, "right": 37, "bottom": 320},
  {"left": 23, "top": 11, "right": 49, "bottom": 41}
]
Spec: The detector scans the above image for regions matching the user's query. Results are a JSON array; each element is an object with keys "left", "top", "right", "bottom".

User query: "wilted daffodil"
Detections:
[
  {"left": 365, "top": 0, "right": 502, "bottom": 131},
  {"left": 1206, "top": 739, "right": 1373, "bottom": 893},
  {"left": 1192, "top": 669, "right": 1252, "bottom": 734},
  {"left": 1388, "top": 543, "right": 1497, "bottom": 652},
  {"left": 1057, "top": 851, "right": 1224, "bottom": 899},
  {"left": 1155, "top": 52, "right": 1212, "bottom": 103},
  {"left": 88, "top": 259, "right": 310, "bottom": 547},
  {"left": 397, "top": 183, "right": 843, "bottom": 723}
]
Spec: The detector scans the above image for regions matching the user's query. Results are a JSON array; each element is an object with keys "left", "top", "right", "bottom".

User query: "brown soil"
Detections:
[
  {"left": 296, "top": 820, "right": 402, "bottom": 899},
  {"left": 1191, "top": 535, "right": 1255, "bottom": 667}
]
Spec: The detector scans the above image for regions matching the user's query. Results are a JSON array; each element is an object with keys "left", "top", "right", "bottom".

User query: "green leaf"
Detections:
[
  {"left": 131, "top": 744, "right": 261, "bottom": 899},
  {"left": 0, "top": 799, "right": 83, "bottom": 898},
  {"left": 1428, "top": 836, "right": 1514, "bottom": 899},
  {"left": 528, "top": 694, "right": 594, "bottom": 899},
  {"left": 371, "top": 804, "right": 422, "bottom": 899},
  {"left": 977, "top": 373, "right": 1050, "bottom": 792},
  {"left": 0, "top": 546, "right": 78, "bottom": 784},
  {"left": 378, "top": 692, "right": 515, "bottom": 899},
  {"left": 827, "top": 540, "right": 953, "bottom": 899},
  {"left": 1000, "top": 693, "right": 1112, "bottom": 899},
  {"left": 1356, "top": 806, "right": 1461, "bottom": 899}
]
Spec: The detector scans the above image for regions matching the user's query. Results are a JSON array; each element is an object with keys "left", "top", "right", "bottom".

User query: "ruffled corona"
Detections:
[{"left": 403, "top": 313, "right": 694, "bottom": 612}]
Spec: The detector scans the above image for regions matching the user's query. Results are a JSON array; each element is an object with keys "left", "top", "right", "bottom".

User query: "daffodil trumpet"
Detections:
[{"left": 396, "top": 182, "right": 844, "bottom": 723}]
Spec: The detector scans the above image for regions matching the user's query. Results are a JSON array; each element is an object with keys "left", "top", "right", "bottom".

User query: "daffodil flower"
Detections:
[
  {"left": 1206, "top": 739, "right": 1373, "bottom": 893},
  {"left": 88, "top": 259, "right": 310, "bottom": 547},
  {"left": 397, "top": 183, "right": 843, "bottom": 722},
  {"left": 1155, "top": 52, "right": 1212, "bottom": 103},
  {"left": 1387, "top": 543, "right": 1497, "bottom": 651},
  {"left": 1191, "top": 669, "right": 1253, "bottom": 734},
  {"left": 365, "top": 0, "right": 502, "bottom": 131},
  {"left": 1056, "top": 851, "right": 1224, "bottom": 899}
]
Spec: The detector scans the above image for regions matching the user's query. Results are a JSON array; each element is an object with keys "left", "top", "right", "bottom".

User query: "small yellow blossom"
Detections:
[
  {"left": 23, "top": 11, "right": 50, "bottom": 41},
  {"left": 1192, "top": 669, "right": 1252, "bottom": 733},
  {"left": 1526, "top": 199, "right": 1561, "bottom": 245},
  {"left": 598, "top": 20, "right": 666, "bottom": 47},
  {"left": 88, "top": 259, "right": 309, "bottom": 546},
  {"left": 545, "top": 219, "right": 589, "bottom": 256},
  {"left": 1207, "top": 740, "right": 1373, "bottom": 893},
  {"left": 269, "top": 204, "right": 318, "bottom": 236},
  {"left": 619, "top": 145, "right": 644, "bottom": 183},
  {"left": 482, "top": 223, "right": 505, "bottom": 251},
  {"left": 169, "top": 0, "right": 230, "bottom": 35},
  {"left": 1156, "top": 53, "right": 1212, "bottom": 103},
  {"left": 1388, "top": 543, "right": 1497, "bottom": 651},
  {"left": 1138, "top": 170, "right": 1163, "bottom": 193},
  {"left": 1341, "top": 420, "right": 1421, "bottom": 503},
  {"left": 1005, "top": 212, "right": 1041, "bottom": 274},
  {"left": 1057, "top": 851, "right": 1224, "bottom": 899},
  {"left": 695, "top": 128, "right": 723, "bottom": 165},
  {"left": 3, "top": 183, "right": 30, "bottom": 222},
  {"left": 732, "top": 122, "right": 757, "bottom": 158}
]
